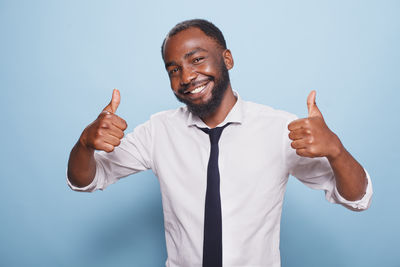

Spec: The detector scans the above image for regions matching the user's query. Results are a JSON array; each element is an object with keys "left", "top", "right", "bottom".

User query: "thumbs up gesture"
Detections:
[
  {"left": 288, "top": 90, "right": 343, "bottom": 159},
  {"left": 80, "top": 89, "right": 128, "bottom": 153}
]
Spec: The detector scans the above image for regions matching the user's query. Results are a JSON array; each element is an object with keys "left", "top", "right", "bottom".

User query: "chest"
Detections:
[{"left": 153, "top": 124, "right": 288, "bottom": 200}]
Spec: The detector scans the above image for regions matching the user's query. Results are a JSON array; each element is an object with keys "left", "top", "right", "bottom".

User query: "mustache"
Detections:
[{"left": 178, "top": 78, "right": 213, "bottom": 94}]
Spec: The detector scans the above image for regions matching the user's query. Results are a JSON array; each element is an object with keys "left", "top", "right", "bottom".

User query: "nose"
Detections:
[{"left": 180, "top": 65, "right": 197, "bottom": 86}]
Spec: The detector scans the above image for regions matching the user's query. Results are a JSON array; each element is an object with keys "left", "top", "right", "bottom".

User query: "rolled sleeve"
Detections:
[
  {"left": 66, "top": 155, "right": 106, "bottom": 192},
  {"left": 66, "top": 119, "right": 154, "bottom": 193},
  {"left": 330, "top": 169, "right": 373, "bottom": 211}
]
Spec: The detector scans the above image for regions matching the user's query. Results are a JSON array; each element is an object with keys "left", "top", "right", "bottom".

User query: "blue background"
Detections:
[{"left": 1, "top": 0, "right": 399, "bottom": 266}]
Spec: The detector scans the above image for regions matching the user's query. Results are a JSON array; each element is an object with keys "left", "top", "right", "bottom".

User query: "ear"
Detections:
[{"left": 222, "top": 49, "right": 234, "bottom": 70}]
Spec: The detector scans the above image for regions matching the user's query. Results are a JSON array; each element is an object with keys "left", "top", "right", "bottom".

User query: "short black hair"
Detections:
[{"left": 161, "top": 19, "right": 227, "bottom": 61}]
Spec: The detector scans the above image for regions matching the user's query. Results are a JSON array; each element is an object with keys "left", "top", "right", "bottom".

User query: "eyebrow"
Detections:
[
  {"left": 184, "top": 47, "right": 208, "bottom": 59},
  {"left": 165, "top": 47, "right": 208, "bottom": 69},
  {"left": 165, "top": 60, "right": 177, "bottom": 69}
]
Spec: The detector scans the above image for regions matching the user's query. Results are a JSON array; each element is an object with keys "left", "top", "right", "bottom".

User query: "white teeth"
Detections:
[{"left": 190, "top": 84, "right": 206, "bottom": 94}]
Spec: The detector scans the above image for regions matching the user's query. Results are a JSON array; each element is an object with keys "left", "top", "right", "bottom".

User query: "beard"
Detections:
[{"left": 174, "top": 62, "right": 230, "bottom": 118}]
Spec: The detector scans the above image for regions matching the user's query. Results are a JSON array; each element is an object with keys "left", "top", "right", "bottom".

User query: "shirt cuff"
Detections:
[
  {"left": 333, "top": 169, "right": 373, "bottom": 211},
  {"left": 66, "top": 168, "right": 99, "bottom": 192}
]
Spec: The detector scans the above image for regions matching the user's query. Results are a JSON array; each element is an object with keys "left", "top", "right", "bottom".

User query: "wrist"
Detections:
[
  {"left": 326, "top": 134, "right": 344, "bottom": 162},
  {"left": 78, "top": 130, "right": 94, "bottom": 153}
]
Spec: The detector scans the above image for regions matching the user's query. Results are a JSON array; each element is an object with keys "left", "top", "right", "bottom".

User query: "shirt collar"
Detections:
[{"left": 186, "top": 90, "right": 244, "bottom": 128}]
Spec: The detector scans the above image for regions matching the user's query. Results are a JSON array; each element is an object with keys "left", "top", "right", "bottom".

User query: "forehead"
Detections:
[{"left": 163, "top": 27, "right": 221, "bottom": 62}]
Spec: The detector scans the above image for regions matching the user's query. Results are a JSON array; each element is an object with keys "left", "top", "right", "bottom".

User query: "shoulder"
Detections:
[
  {"left": 149, "top": 106, "right": 188, "bottom": 121},
  {"left": 129, "top": 106, "right": 187, "bottom": 137},
  {"left": 143, "top": 106, "right": 189, "bottom": 129},
  {"left": 242, "top": 100, "right": 297, "bottom": 123}
]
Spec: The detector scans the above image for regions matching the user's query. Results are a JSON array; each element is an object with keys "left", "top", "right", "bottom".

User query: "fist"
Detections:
[
  {"left": 80, "top": 89, "right": 128, "bottom": 153},
  {"left": 288, "top": 90, "right": 342, "bottom": 159}
]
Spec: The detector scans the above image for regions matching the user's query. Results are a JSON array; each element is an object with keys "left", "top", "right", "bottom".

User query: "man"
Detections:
[{"left": 67, "top": 19, "right": 372, "bottom": 267}]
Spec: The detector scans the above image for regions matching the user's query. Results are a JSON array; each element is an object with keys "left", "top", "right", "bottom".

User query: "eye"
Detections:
[
  {"left": 193, "top": 57, "right": 204, "bottom": 64},
  {"left": 168, "top": 67, "right": 179, "bottom": 75}
]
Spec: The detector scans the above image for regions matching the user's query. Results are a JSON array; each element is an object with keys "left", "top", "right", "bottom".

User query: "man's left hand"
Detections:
[{"left": 288, "top": 90, "right": 343, "bottom": 160}]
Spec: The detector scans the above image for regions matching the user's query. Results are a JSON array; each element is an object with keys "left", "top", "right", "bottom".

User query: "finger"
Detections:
[
  {"left": 288, "top": 128, "right": 310, "bottom": 141},
  {"left": 97, "top": 118, "right": 124, "bottom": 139},
  {"left": 102, "top": 133, "right": 122, "bottom": 147},
  {"left": 288, "top": 118, "right": 309, "bottom": 131},
  {"left": 110, "top": 114, "right": 128, "bottom": 130},
  {"left": 290, "top": 139, "right": 308, "bottom": 150},
  {"left": 295, "top": 148, "right": 314, "bottom": 158},
  {"left": 105, "top": 124, "right": 125, "bottom": 139},
  {"left": 306, "top": 90, "right": 316, "bottom": 116},
  {"left": 307, "top": 90, "right": 323, "bottom": 118},
  {"left": 94, "top": 142, "right": 115, "bottom": 153},
  {"left": 99, "top": 112, "right": 127, "bottom": 131},
  {"left": 103, "top": 88, "right": 121, "bottom": 114}
]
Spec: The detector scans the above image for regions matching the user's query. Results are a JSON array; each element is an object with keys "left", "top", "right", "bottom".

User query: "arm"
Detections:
[
  {"left": 67, "top": 89, "right": 127, "bottom": 188},
  {"left": 326, "top": 141, "right": 367, "bottom": 201},
  {"left": 67, "top": 139, "right": 96, "bottom": 188},
  {"left": 288, "top": 91, "right": 367, "bottom": 201}
]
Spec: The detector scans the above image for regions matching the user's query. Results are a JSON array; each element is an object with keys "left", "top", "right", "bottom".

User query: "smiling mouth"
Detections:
[
  {"left": 184, "top": 82, "right": 209, "bottom": 95},
  {"left": 187, "top": 84, "right": 206, "bottom": 94}
]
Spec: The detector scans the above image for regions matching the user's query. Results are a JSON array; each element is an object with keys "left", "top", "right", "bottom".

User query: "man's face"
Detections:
[{"left": 163, "top": 27, "right": 232, "bottom": 118}]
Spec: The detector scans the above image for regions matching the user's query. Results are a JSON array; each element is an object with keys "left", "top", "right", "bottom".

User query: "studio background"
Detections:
[{"left": 1, "top": 0, "right": 398, "bottom": 266}]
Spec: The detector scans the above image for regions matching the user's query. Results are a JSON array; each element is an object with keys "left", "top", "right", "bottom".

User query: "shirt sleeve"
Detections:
[
  {"left": 283, "top": 116, "right": 373, "bottom": 211},
  {"left": 67, "top": 120, "right": 154, "bottom": 192}
]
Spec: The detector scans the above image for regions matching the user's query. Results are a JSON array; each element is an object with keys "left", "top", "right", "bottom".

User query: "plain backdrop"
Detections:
[{"left": 1, "top": 0, "right": 399, "bottom": 266}]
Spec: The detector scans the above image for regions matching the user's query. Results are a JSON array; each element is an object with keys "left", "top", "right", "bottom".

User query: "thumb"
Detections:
[
  {"left": 103, "top": 89, "right": 120, "bottom": 113},
  {"left": 307, "top": 90, "right": 323, "bottom": 118}
]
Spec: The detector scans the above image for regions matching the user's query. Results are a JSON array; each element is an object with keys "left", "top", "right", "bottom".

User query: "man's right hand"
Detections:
[{"left": 80, "top": 89, "right": 128, "bottom": 153}]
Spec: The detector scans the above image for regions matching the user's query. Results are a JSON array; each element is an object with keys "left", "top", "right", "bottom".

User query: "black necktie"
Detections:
[{"left": 200, "top": 124, "right": 230, "bottom": 267}]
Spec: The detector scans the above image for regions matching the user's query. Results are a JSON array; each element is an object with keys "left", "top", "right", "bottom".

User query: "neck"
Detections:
[{"left": 202, "top": 85, "right": 237, "bottom": 128}]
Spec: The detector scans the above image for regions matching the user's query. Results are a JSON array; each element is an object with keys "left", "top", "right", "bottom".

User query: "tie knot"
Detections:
[
  {"left": 209, "top": 127, "right": 224, "bottom": 144},
  {"left": 199, "top": 124, "right": 230, "bottom": 145}
]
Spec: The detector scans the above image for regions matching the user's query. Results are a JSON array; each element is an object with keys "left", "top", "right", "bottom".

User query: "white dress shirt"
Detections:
[{"left": 68, "top": 92, "right": 373, "bottom": 267}]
